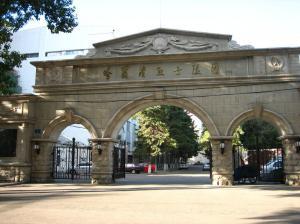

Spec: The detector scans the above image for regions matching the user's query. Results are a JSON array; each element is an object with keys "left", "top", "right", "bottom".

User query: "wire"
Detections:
[{"left": 35, "top": 86, "right": 299, "bottom": 104}]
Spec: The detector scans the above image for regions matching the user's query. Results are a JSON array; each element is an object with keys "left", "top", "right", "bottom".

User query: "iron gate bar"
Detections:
[
  {"left": 113, "top": 141, "right": 126, "bottom": 180},
  {"left": 233, "top": 146, "right": 284, "bottom": 183},
  {"left": 53, "top": 138, "right": 92, "bottom": 180}
]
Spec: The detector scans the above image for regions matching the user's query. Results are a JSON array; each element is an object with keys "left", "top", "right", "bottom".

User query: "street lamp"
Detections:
[
  {"left": 295, "top": 139, "right": 300, "bottom": 153},
  {"left": 33, "top": 143, "right": 40, "bottom": 154},
  {"left": 97, "top": 142, "right": 103, "bottom": 154},
  {"left": 220, "top": 141, "right": 225, "bottom": 155}
]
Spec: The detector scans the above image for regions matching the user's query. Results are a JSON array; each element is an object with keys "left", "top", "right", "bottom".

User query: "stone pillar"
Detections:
[
  {"left": 210, "top": 136, "right": 234, "bottom": 186},
  {"left": 281, "top": 135, "right": 300, "bottom": 186},
  {"left": 31, "top": 139, "right": 56, "bottom": 182},
  {"left": 90, "top": 138, "right": 116, "bottom": 184}
]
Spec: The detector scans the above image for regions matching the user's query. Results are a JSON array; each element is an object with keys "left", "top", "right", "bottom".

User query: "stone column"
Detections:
[
  {"left": 90, "top": 138, "right": 116, "bottom": 184},
  {"left": 31, "top": 139, "right": 56, "bottom": 182},
  {"left": 210, "top": 136, "right": 234, "bottom": 186},
  {"left": 281, "top": 135, "right": 300, "bottom": 186}
]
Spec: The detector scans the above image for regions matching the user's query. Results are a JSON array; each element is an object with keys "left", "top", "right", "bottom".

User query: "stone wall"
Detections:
[{"left": 0, "top": 163, "right": 31, "bottom": 182}]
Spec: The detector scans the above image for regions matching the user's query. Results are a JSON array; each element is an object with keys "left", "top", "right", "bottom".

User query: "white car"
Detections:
[
  {"left": 179, "top": 163, "right": 188, "bottom": 169},
  {"left": 262, "top": 160, "right": 282, "bottom": 174},
  {"left": 203, "top": 163, "right": 210, "bottom": 171}
]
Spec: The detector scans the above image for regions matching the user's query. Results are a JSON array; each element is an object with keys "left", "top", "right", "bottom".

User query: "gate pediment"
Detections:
[{"left": 90, "top": 28, "right": 251, "bottom": 58}]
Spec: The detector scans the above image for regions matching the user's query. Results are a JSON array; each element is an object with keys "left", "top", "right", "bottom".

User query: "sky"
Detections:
[
  {"left": 24, "top": 0, "right": 300, "bottom": 48},
  {"left": 23, "top": 0, "right": 300, "bottom": 142}
]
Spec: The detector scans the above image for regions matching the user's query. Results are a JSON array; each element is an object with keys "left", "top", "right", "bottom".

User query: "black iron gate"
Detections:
[
  {"left": 113, "top": 141, "right": 126, "bottom": 180},
  {"left": 233, "top": 145, "right": 284, "bottom": 183},
  {"left": 53, "top": 138, "right": 92, "bottom": 180}
]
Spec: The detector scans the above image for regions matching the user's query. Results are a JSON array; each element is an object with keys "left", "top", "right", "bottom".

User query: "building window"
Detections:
[
  {"left": 0, "top": 129, "right": 17, "bottom": 157},
  {"left": 23, "top": 53, "right": 39, "bottom": 58},
  {"left": 45, "top": 49, "right": 89, "bottom": 57}
]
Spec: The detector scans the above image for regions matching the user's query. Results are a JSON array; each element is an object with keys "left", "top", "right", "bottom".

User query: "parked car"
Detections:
[
  {"left": 68, "top": 162, "right": 92, "bottom": 175},
  {"left": 202, "top": 163, "right": 210, "bottom": 171},
  {"left": 261, "top": 159, "right": 282, "bottom": 174},
  {"left": 179, "top": 163, "right": 188, "bottom": 169},
  {"left": 78, "top": 162, "right": 92, "bottom": 173},
  {"left": 125, "top": 163, "right": 143, "bottom": 174}
]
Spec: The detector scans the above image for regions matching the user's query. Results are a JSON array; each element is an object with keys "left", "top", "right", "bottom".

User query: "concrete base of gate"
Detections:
[
  {"left": 285, "top": 173, "right": 300, "bottom": 186},
  {"left": 212, "top": 173, "right": 233, "bottom": 186},
  {"left": 91, "top": 172, "right": 114, "bottom": 184},
  {"left": 0, "top": 163, "right": 31, "bottom": 183},
  {"left": 31, "top": 171, "right": 54, "bottom": 183}
]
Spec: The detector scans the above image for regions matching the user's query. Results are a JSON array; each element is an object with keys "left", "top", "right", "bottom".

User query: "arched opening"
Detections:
[
  {"left": 232, "top": 118, "right": 284, "bottom": 184},
  {"left": 41, "top": 113, "right": 98, "bottom": 182},
  {"left": 53, "top": 124, "right": 93, "bottom": 182},
  {"left": 111, "top": 102, "right": 214, "bottom": 185}
]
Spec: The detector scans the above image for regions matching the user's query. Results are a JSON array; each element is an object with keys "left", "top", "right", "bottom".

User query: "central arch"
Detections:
[{"left": 103, "top": 94, "right": 219, "bottom": 139}]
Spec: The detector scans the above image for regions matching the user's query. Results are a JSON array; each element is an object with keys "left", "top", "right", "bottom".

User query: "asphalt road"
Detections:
[{"left": 0, "top": 166, "right": 299, "bottom": 224}]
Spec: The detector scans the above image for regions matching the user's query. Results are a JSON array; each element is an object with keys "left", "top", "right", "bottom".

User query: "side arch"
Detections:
[
  {"left": 42, "top": 112, "right": 98, "bottom": 140},
  {"left": 225, "top": 109, "right": 294, "bottom": 137},
  {"left": 103, "top": 94, "right": 220, "bottom": 139}
]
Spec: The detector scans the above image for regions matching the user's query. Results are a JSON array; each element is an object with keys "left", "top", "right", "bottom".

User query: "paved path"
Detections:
[{"left": 0, "top": 169, "right": 299, "bottom": 224}]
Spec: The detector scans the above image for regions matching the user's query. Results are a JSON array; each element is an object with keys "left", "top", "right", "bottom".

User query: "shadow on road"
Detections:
[{"left": 245, "top": 208, "right": 300, "bottom": 224}]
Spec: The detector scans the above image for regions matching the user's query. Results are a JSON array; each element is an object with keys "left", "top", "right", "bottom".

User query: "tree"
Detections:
[
  {"left": 134, "top": 106, "right": 176, "bottom": 159},
  {"left": 199, "top": 125, "right": 245, "bottom": 157},
  {"left": 161, "top": 106, "right": 199, "bottom": 161},
  {"left": 0, "top": 0, "right": 78, "bottom": 95},
  {"left": 240, "top": 119, "right": 281, "bottom": 149},
  {"left": 133, "top": 105, "right": 199, "bottom": 162}
]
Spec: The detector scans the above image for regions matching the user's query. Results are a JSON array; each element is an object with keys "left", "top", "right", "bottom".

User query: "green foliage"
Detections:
[
  {"left": 198, "top": 119, "right": 281, "bottom": 156},
  {"left": 134, "top": 105, "right": 199, "bottom": 161},
  {"left": 199, "top": 125, "right": 245, "bottom": 156},
  {"left": 240, "top": 119, "right": 281, "bottom": 149},
  {"left": 0, "top": 0, "right": 78, "bottom": 95},
  {"left": 198, "top": 126, "right": 211, "bottom": 157}
]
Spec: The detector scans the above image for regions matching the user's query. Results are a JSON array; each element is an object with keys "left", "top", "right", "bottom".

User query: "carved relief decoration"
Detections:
[
  {"left": 105, "top": 38, "right": 152, "bottom": 55},
  {"left": 168, "top": 36, "right": 217, "bottom": 51},
  {"left": 269, "top": 56, "right": 284, "bottom": 72},
  {"left": 105, "top": 35, "right": 218, "bottom": 55}
]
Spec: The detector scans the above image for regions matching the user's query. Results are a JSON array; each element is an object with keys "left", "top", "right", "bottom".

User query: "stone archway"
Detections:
[
  {"left": 31, "top": 109, "right": 98, "bottom": 182},
  {"left": 226, "top": 108, "right": 294, "bottom": 137},
  {"left": 43, "top": 109, "right": 98, "bottom": 140},
  {"left": 103, "top": 94, "right": 220, "bottom": 139},
  {"left": 97, "top": 94, "right": 224, "bottom": 184},
  {"left": 225, "top": 107, "right": 297, "bottom": 185}
]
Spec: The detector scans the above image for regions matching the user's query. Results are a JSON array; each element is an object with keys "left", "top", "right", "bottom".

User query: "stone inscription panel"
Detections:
[{"left": 36, "top": 58, "right": 267, "bottom": 85}]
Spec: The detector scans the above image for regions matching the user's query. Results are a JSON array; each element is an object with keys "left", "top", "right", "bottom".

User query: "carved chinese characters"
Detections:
[
  {"left": 103, "top": 67, "right": 112, "bottom": 80},
  {"left": 47, "top": 61, "right": 226, "bottom": 85},
  {"left": 192, "top": 64, "right": 201, "bottom": 75}
]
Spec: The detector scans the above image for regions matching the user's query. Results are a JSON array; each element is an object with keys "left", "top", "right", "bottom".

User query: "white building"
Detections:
[
  {"left": 11, "top": 26, "right": 139, "bottom": 151},
  {"left": 11, "top": 26, "right": 115, "bottom": 93}
]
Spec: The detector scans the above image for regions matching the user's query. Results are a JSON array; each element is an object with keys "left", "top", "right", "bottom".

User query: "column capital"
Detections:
[
  {"left": 278, "top": 135, "right": 300, "bottom": 140},
  {"left": 89, "top": 138, "right": 119, "bottom": 143},
  {"left": 210, "top": 136, "right": 234, "bottom": 141},
  {"left": 31, "top": 138, "right": 57, "bottom": 143}
]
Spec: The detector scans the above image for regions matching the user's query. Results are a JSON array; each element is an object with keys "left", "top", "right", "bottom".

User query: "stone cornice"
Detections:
[
  {"left": 0, "top": 162, "right": 32, "bottom": 167},
  {"left": 278, "top": 135, "right": 300, "bottom": 140},
  {"left": 0, "top": 94, "right": 37, "bottom": 101},
  {"left": 31, "top": 47, "right": 300, "bottom": 67},
  {"left": 0, "top": 117, "right": 35, "bottom": 124},
  {"left": 90, "top": 138, "right": 119, "bottom": 143},
  {"left": 33, "top": 74, "right": 300, "bottom": 94},
  {"left": 31, "top": 138, "right": 57, "bottom": 143}
]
